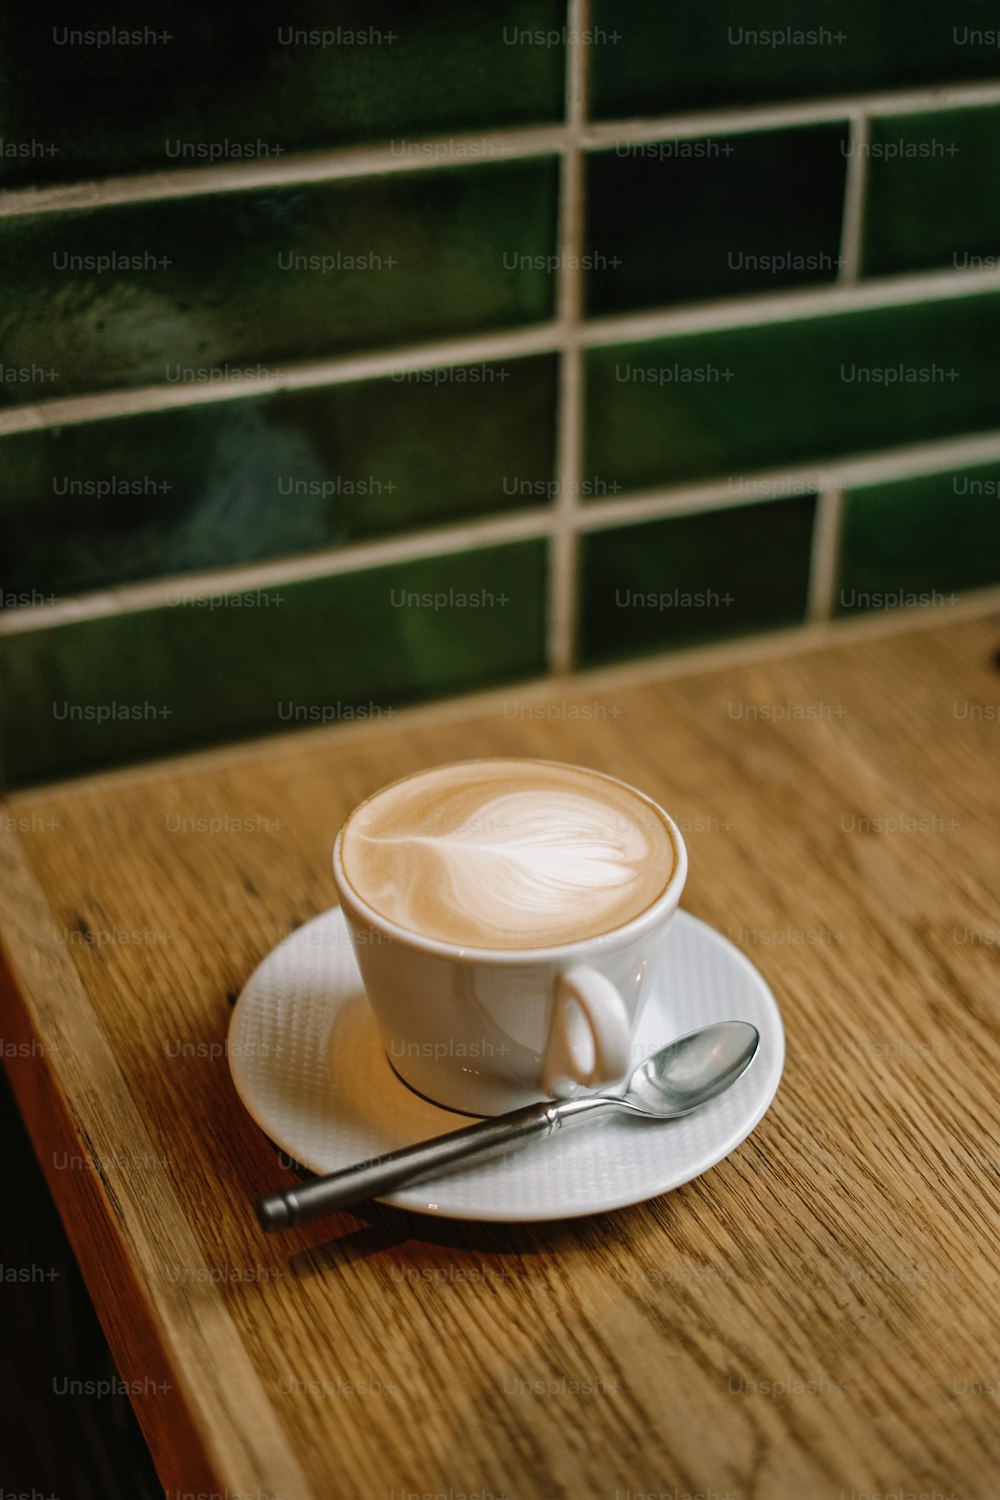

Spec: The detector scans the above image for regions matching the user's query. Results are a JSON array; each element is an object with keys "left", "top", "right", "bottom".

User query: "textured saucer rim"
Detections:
[{"left": 229, "top": 907, "right": 784, "bottom": 1222}]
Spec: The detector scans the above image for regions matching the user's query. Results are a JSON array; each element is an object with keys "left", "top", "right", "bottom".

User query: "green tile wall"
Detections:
[
  {"left": 838, "top": 465, "right": 1000, "bottom": 613},
  {"left": 0, "top": 1, "right": 565, "bottom": 186},
  {"left": 3, "top": 7, "right": 1000, "bottom": 789},
  {"left": 0, "top": 541, "right": 547, "bottom": 784},
  {"left": 863, "top": 106, "right": 1000, "bottom": 277},
  {"left": 580, "top": 497, "right": 816, "bottom": 663},
  {"left": 586, "top": 124, "right": 848, "bottom": 313},
  {"left": 585, "top": 294, "right": 1000, "bottom": 492},
  {"left": 590, "top": 2, "right": 1000, "bottom": 116},
  {"left": 0, "top": 357, "right": 556, "bottom": 600},
  {"left": 0, "top": 160, "right": 558, "bottom": 403}
]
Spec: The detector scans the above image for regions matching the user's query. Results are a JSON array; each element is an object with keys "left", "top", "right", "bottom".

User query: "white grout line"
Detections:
[
  {"left": 581, "top": 261, "right": 1000, "bottom": 344},
  {"left": 582, "top": 78, "right": 1000, "bottom": 148},
  {"left": 0, "top": 127, "right": 569, "bottom": 218},
  {"left": 814, "top": 427, "right": 1000, "bottom": 486},
  {"left": 838, "top": 113, "right": 870, "bottom": 284},
  {"left": 4, "top": 77, "right": 1000, "bottom": 220},
  {"left": 13, "top": 583, "right": 1000, "bottom": 802},
  {"left": 576, "top": 428, "right": 1000, "bottom": 530},
  {"left": 579, "top": 475, "right": 814, "bottom": 529},
  {"left": 548, "top": 352, "right": 583, "bottom": 675},
  {"left": 0, "top": 324, "right": 562, "bottom": 436},
  {"left": 0, "top": 509, "right": 553, "bottom": 636},
  {"left": 4, "top": 426, "right": 998, "bottom": 638},
  {"left": 5, "top": 262, "right": 1000, "bottom": 438},
  {"left": 553, "top": 581, "right": 1000, "bottom": 691},
  {"left": 577, "top": 477, "right": 820, "bottom": 531},
  {"left": 807, "top": 487, "right": 847, "bottom": 621},
  {"left": 547, "top": 0, "right": 589, "bottom": 677}
]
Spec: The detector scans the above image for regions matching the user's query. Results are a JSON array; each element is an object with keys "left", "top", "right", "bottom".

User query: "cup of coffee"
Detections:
[{"left": 332, "top": 758, "right": 687, "bottom": 1115}]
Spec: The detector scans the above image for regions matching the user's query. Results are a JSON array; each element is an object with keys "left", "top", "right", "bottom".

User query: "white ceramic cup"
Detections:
[{"left": 332, "top": 762, "right": 688, "bottom": 1116}]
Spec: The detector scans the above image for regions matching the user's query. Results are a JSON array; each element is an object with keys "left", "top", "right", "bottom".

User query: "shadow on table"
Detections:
[{"left": 284, "top": 1192, "right": 683, "bottom": 1279}]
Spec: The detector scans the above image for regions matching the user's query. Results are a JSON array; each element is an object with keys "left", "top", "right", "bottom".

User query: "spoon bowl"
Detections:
[{"left": 619, "top": 1020, "right": 760, "bottom": 1117}]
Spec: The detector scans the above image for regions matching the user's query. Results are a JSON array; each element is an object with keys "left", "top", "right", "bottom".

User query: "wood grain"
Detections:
[{"left": 2, "top": 610, "right": 999, "bottom": 1500}]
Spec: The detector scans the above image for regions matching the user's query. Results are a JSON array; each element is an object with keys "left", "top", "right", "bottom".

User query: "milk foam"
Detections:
[{"left": 340, "top": 760, "right": 674, "bottom": 949}]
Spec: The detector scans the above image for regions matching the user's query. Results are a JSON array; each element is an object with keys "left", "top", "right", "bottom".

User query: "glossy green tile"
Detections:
[
  {"left": 863, "top": 107, "right": 1000, "bottom": 277},
  {"left": 585, "top": 294, "right": 1000, "bottom": 491},
  {"left": 837, "top": 464, "right": 1000, "bottom": 613},
  {"left": 0, "top": 159, "right": 558, "bottom": 403},
  {"left": 586, "top": 124, "right": 848, "bottom": 313},
  {"left": 580, "top": 497, "right": 816, "bottom": 663},
  {"left": 591, "top": 1, "right": 1000, "bottom": 116},
  {"left": 0, "top": 540, "right": 547, "bottom": 786},
  {"left": 0, "top": 357, "right": 556, "bottom": 601},
  {"left": 0, "top": 2, "right": 564, "bottom": 187}
]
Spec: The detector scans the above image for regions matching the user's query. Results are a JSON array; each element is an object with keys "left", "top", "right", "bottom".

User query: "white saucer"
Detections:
[{"left": 229, "top": 908, "right": 784, "bottom": 1222}]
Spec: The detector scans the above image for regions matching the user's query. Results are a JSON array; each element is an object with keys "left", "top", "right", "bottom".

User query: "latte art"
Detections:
[{"left": 339, "top": 760, "right": 675, "bottom": 948}]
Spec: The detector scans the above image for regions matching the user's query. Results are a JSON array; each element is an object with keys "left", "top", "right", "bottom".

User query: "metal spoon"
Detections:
[{"left": 257, "top": 1019, "right": 759, "bottom": 1230}]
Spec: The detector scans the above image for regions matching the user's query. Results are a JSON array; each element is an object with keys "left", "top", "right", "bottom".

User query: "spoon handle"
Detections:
[{"left": 257, "top": 1096, "right": 608, "bottom": 1230}]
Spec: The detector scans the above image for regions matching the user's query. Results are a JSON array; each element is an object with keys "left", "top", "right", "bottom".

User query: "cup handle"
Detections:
[{"left": 542, "top": 965, "right": 632, "bottom": 1098}]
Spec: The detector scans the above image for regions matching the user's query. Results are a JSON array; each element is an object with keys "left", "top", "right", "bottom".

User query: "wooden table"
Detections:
[{"left": 2, "top": 609, "right": 999, "bottom": 1500}]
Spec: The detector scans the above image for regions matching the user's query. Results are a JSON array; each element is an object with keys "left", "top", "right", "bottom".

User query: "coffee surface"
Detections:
[{"left": 339, "top": 759, "right": 674, "bottom": 949}]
